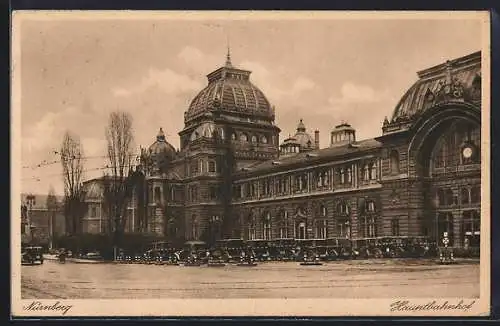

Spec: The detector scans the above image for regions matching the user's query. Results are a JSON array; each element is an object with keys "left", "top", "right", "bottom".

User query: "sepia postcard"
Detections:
[{"left": 11, "top": 11, "right": 491, "bottom": 317}]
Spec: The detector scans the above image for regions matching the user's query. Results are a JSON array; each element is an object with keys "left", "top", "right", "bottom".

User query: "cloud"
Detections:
[
  {"left": 328, "top": 82, "right": 391, "bottom": 105},
  {"left": 178, "top": 46, "right": 205, "bottom": 65},
  {"left": 112, "top": 67, "right": 203, "bottom": 98},
  {"left": 292, "top": 77, "right": 315, "bottom": 93}
]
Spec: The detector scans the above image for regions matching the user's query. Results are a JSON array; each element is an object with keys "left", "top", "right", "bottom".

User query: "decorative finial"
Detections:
[
  {"left": 225, "top": 38, "right": 233, "bottom": 67},
  {"left": 157, "top": 127, "right": 166, "bottom": 141},
  {"left": 445, "top": 60, "right": 453, "bottom": 85}
]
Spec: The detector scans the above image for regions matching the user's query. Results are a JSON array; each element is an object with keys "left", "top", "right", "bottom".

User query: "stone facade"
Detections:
[{"left": 82, "top": 51, "right": 482, "bottom": 249}]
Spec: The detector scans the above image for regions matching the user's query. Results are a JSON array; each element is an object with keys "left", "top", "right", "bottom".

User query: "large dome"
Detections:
[
  {"left": 389, "top": 51, "right": 481, "bottom": 124},
  {"left": 184, "top": 52, "right": 273, "bottom": 124}
]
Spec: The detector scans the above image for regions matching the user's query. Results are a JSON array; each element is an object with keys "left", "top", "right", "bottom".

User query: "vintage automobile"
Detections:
[
  {"left": 273, "top": 238, "right": 297, "bottom": 261},
  {"left": 352, "top": 237, "right": 384, "bottom": 259},
  {"left": 22, "top": 246, "right": 44, "bottom": 265},
  {"left": 326, "top": 238, "right": 357, "bottom": 260},
  {"left": 179, "top": 240, "right": 208, "bottom": 266},
  {"left": 377, "top": 236, "right": 407, "bottom": 258},
  {"left": 216, "top": 239, "right": 245, "bottom": 262},
  {"left": 246, "top": 240, "right": 272, "bottom": 261},
  {"left": 236, "top": 246, "right": 258, "bottom": 267}
]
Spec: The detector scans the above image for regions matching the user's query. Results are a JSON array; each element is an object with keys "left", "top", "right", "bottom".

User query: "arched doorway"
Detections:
[{"left": 409, "top": 103, "right": 481, "bottom": 248}]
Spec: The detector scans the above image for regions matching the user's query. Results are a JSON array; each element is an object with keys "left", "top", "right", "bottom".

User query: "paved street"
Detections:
[{"left": 21, "top": 259, "right": 479, "bottom": 299}]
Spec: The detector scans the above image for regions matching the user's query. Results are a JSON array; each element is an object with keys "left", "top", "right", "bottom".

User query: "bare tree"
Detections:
[
  {"left": 103, "top": 111, "right": 135, "bottom": 246},
  {"left": 60, "top": 131, "right": 86, "bottom": 235}
]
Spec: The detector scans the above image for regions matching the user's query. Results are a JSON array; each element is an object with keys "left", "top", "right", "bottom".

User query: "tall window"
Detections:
[
  {"left": 240, "top": 133, "right": 248, "bottom": 142},
  {"left": 279, "top": 210, "right": 289, "bottom": 239},
  {"left": 315, "top": 220, "right": 328, "bottom": 239},
  {"left": 362, "top": 164, "right": 369, "bottom": 181},
  {"left": 90, "top": 205, "right": 97, "bottom": 218},
  {"left": 263, "top": 212, "right": 272, "bottom": 240},
  {"left": 154, "top": 187, "right": 161, "bottom": 203},
  {"left": 462, "top": 210, "right": 480, "bottom": 247},
  {"left": 347, "top": 168, "right": 352, "bottom": 184},
  {"left": 337, "top": 202, "right": 350, "bottom": 215},
  {"left": 390, "top": 150, "right": 400, "bottom": 174},
  {"left": 361, "top": 216, "right": 376, "bottom": 237},
  {"left": 191, "top": 215, "right": 199, "bottom": 240},
  {"left": 340, "top": 168, "right": 345, "bottom": 184},
  {"left": 190, "top": 161, "right": 199, "bottom": 175},
  {"left": 369, "top": 162, "right": 377, "bottom": 180},
  {"left": 336, "top": 220, "right": 349, "bottom": 238},
  {"left": 391, "top": 218, "right": 400, "bottom": 236},
  {"left": 470, "top": 186, "right": 480, "bottom": 204},
  {"left": 366, "top": 200, "right": 376, "bottom": 213},
  {"left": 208, "top": 161, "right": 216, "bottom": 173}
]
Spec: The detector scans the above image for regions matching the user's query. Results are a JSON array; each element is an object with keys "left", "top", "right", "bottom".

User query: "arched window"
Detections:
[
  {"left": 251, "top": 135, "right": 258, "bottom": 143},
  {"left": 240, "top": 133, "right": 248, "bottom": 142},
  {"left": 261, "top": 136, "right": 268, "bottom": 144},
  {"left": 431, "top": 122, "right": 480, "bottom": 175},
  {"left": 231, "top": 133, "right": 237, "bottom": 140},
  {"left": 390, "top": 150, "right": 400, "bottom": 174}
]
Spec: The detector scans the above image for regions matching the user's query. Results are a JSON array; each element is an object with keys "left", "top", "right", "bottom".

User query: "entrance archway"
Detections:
[{"left": 408, "top": 103, "right": 481, "bottom": 248}]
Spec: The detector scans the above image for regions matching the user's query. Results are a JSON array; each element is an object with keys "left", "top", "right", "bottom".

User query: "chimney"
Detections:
[{"left": 314, "top": 130, "right": 320, "bottom": 149}]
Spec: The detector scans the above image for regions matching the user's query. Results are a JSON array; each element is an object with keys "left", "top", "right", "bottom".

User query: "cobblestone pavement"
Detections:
[{"left": 21, "top": 259, "right": 479, "bottom": 299}]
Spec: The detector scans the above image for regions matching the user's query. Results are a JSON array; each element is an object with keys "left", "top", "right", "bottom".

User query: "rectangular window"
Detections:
[
  {"left": 90, "top": 206, "right": 97, "bottom": 218},
  {"left": 316, "top": 220, "right": 327, "bottom": 239},
  {"left": 337, "top": 222, "right": 346, "bottom": 237},
  {"left": 391, "top": 218, "right": 400, "bottom": 236},
  {"left": 279, "top": 226, "right": 288, "bottom": 239},
  {"left": 208, "top": 161, "right": 216, "bottom": 173},
  {"left": 209, "top": 186, "right": 218, "bottom": 200}
]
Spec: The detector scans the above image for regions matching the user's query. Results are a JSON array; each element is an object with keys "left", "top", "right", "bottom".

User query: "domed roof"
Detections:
[
  {"left": 292, "top": 119, "right": 315, "bottom": 149},
  {"left": 148, "top": 128, "right": 176, "bottom": 161},
  {"left": 185, "top": 51, "right": 273, "bottom": 124},
  {"left": 389, "top": 51, "right": 481, "bottom": 124}
]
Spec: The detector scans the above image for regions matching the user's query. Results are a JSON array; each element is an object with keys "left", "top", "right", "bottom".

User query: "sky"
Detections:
[{"left": 16, "top": 13, "right": 484, "bottom": 196}]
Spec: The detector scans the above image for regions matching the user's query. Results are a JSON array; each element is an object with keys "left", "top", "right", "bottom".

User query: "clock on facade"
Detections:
[{"left": 462, "top": 146, "right": 473, "bottom": 159}]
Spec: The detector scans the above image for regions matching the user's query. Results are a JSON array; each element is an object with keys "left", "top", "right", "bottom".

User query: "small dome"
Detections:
[
  {"left": 292, "top": 119, "right": 315, "bottom": 149},
  {"left": 148, "top": 128, "right": 176, "bottom": 162}
]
